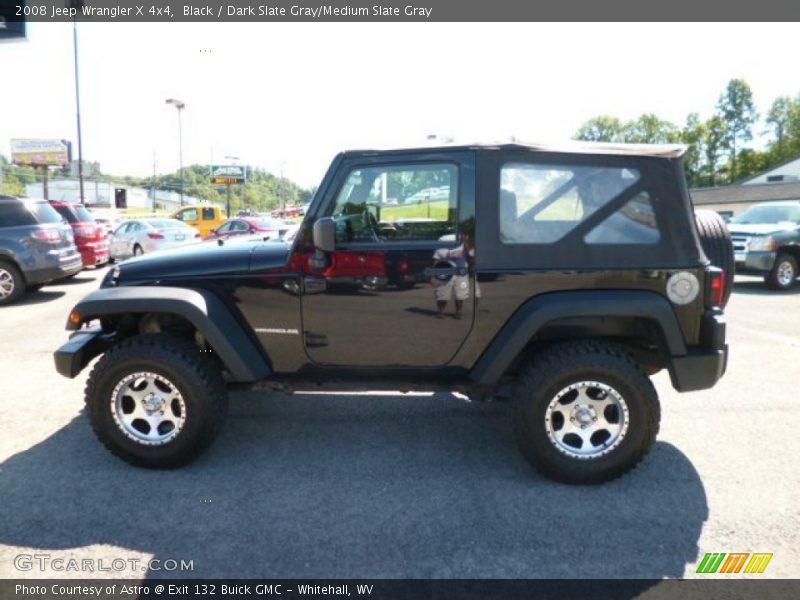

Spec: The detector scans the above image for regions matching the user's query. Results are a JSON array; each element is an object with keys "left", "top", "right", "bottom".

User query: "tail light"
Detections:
[
  {"left": 147, "top": 232, "right": 165, "bottom": 240},
  {"left": 398, "top": 259, "right": 410, "bottom": 273},
  {"left": 708, "top": 269, "right": 726, "bottom": 308},
  {"left": 32, "top": 229, "right": 62, "bottom": 243}
]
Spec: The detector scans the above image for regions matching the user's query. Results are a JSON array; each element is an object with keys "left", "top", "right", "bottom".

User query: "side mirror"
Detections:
[
  {"left": 210, "top": 228, "right": 217, "bottom": 235},
  {"left": 313, "top": 217, "right": 336, "bottom": 253}
]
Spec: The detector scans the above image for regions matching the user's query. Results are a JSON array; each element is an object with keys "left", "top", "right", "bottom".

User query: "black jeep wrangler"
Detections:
[{"left": 54, "top": 143, "right": 732, "bottom": 484}]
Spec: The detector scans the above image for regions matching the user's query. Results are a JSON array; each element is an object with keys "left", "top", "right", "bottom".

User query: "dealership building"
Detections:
[
  {"left": 690, "top": 156, "right": 800, "bottom": 219},
  {"left": 25, "top": 179, "right": 206, "bottom": 213}
]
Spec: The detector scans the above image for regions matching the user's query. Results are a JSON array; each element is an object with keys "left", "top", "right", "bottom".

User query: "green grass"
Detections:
[{"left": 379, "top": 200, "right": 451, "bottom": 222}]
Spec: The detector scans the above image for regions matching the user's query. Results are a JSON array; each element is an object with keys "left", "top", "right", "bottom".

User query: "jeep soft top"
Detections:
[{"left": 54, "top": 142, "right": 732, "bottom": 484}]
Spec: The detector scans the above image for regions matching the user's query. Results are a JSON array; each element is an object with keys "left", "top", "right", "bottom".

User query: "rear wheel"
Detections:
[
  {"left": 694, "top": 210, "right": 734, "bottom": 305},
  {"left": 0, "top": 261, "right": 25, "bottom": 306},
  {"left": 512, "top": 340, "right": 660, "bottom": 484},
  {"left": 766, "top": 253, "right": 797, "bottom": 290},
  {"left": 85, "top": 334, "right": 228, "bottom": 468}
]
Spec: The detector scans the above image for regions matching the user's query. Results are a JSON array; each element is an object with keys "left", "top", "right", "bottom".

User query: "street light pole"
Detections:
[
  {"left": 165, "top": 98, "right": 186, "bottom": 205},
  {"left": 70, "top": 1, "right": 86, "bottom": 205}
]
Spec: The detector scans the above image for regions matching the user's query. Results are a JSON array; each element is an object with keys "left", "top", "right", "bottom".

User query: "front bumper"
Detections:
[
  {"left": 54, "top": 326, "right": 112, "bottom": 378},
  {"left": 734, "top": 250, "right": 776, "bottom": 274}
]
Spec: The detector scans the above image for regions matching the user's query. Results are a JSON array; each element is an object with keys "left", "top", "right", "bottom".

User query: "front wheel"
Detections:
[
  {"left": 85, "top": 334, "right": 228, "bottom": 468},
  {"left": 766, "top": 253, "right": 797, "bottom": 290},
  {"left": 512, "top": 340, "right": 660, "bottom": 484}
]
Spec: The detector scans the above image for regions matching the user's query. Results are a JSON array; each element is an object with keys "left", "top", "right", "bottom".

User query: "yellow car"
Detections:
[{"left": 171, "top": 205, "right": 226, "bottom": 238}]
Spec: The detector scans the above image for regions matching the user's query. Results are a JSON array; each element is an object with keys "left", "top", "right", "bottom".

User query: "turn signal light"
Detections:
[{"left": 68, "top": 310, "right": 82, "bottom": 325}]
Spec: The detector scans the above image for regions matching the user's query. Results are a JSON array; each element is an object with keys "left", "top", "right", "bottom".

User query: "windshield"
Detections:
[
  {"left": 146, "top": 219, "right": 191, "bottom": 229},
  {"left": 73, "top": 205, "right": 95, "bottom": 222},
  {"left": 730, "top": 205, "right": 800, "bottom": 225},
  {"left": 52, "top": 204, "right": 78, "bottom": 223},
  {"left": 30, "top": 202, "right": 67, "bottom": 224}
]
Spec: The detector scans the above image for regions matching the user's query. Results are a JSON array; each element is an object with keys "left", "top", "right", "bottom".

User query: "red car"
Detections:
[
  {"left": 49, "top": 201, "right": 109, "bottom": 268},
  {"left": 206, "top": 217, "right": 292, "bottom": 241}
]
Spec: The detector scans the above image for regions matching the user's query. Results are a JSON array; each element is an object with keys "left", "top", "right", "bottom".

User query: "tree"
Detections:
[
  {"left": 716, "top": 79, "right": 757, "bottom": 182},
  {"left": 622, "top": 114, "right": 681, "bottom": 144},
  {"left": 574, "top": 116, "right": 624, "bottom": 142},
  {"left": 681, "top": 113, "right": 705, "bottom": 187},
  {"left": 703, "top": 115, "right": 730, "bottom": 186}
]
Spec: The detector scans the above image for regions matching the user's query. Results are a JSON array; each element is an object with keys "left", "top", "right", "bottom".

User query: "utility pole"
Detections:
[{"left": 165, "top": 98, "right": 186, "bottom": 205}]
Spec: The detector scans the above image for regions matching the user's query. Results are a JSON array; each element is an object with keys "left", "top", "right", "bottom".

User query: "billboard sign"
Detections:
[
  {"left": 210, "top": 165, "right": 246, "bottom": 185},
  {"left": 11, "top": 139, "right": 71, "bottom": 166}
]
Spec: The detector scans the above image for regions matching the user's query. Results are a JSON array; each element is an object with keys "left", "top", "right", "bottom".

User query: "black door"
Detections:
[{"left": 301, "top": 152, "right": 476, "bottom": 368}]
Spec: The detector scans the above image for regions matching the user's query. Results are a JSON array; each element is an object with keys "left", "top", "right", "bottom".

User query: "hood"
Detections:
[
  {"left": 727, "top": 222, "right": 798, "bottom": 236},
  {"left": 116, "top": 239, "right": 290, "bottom": 284}
]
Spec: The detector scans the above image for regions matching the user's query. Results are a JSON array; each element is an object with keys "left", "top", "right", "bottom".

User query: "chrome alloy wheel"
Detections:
[
  {"left": 0, "top": 267, "right": 15, "bottom": 300},
  {"left": 777, "top": 260, "right": 795, "bottom": 287},
  {"left": 544, "top": 381, "right": 630, "bottom": 460},
  {"left": 111, "top": 372, "right": 187, "bottom": 445}
]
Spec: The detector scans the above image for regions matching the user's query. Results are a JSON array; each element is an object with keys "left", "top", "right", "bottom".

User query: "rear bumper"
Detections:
[
  {"left": 668, "top": 311, "right": 728, "bottom": 392},
  {"left": 26, "top": 254, "right": 84, "bottom": 284},
  {"left": 54, "top": 327, "right": 112, "bottom": 378},
  {"left": 78, "top": 241, "right": 110, "bottom": 267},
  {"left": 669, "top": 347, "right": 728, "bottom": 392}
]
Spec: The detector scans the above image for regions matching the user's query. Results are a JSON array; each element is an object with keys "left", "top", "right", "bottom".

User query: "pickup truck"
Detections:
[{"left": 728, "top": 200, "right": 800, "bottom": 289}]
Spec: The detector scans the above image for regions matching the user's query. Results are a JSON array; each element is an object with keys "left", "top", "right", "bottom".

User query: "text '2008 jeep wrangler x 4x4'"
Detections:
[{"left": 54, "top": 142, "right": 732, "bottom": 484}]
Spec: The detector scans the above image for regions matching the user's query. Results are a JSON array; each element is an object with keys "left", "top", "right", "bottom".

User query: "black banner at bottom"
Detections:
[{"left": 2, "top": 579, "right": 799, "bottom": 600}]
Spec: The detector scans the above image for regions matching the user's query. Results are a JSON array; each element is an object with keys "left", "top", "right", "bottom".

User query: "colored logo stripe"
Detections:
[
  {"left": 744, "top": 553, "right": 773, "bottom": 574},
  {"left": 697, "top": 552, "right": 773, "bottom": 574},
  {"left": 720, "top": 553, "right": 749, "bottom": 573}
]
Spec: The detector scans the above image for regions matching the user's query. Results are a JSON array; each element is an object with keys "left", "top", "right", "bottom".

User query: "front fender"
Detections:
[{"left": 62, "top": 286, "right": 271, "bottom": 382}]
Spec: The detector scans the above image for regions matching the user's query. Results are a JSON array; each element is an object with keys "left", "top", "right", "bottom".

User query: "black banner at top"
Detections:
[{"left": 3, "top": 0, "right": 800, "bottom": 22}]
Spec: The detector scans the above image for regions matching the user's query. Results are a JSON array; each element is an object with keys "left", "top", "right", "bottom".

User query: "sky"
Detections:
[{"left": 1, "top": 22, "right": 799, "bottom": 188}]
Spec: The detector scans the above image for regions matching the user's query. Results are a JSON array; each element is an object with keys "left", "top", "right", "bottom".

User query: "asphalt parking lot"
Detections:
[{"left": 0, "top": 268, "right": 798, "bottom": 580}]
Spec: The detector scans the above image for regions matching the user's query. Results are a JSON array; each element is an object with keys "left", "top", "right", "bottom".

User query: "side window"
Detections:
[
  {"left": 233, "top": 220, "right": 249, "bottom": 231},
  {"left": 216, "top": 222, "right": 232, "bottom": 233},
  {"left": 0, "top": 202, "right": 36, "bottom": 227},
  {"left": 180, "top": 208, "right": 198, "bottom": 221},
  {"left": 330, "top": 163, "right": 458, "bottom": 243},
  {"left": 202, "top": 207, "right": 216, "bottom": 220},
  {"left": 499, "top": 163, "right": 640, "bottom": 244},
  {"left": 584, "top": 192, "right": 660, "bottom": 245}
]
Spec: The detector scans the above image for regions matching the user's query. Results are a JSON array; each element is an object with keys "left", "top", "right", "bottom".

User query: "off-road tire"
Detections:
[
  {"left": 0, "top": 260, "right": 25, "bottom": 306},
  {"left": 84, "top": 334, "right": 228, "bottom": 468},
  {"left": 694, "top": 210, "right": 734, "bottom": 305},
  {"left": 512, "top": 340, "right": 660, "bottom": 484},
  {"left": 766, "top": 253, "right": 798, "bottom": 290}
]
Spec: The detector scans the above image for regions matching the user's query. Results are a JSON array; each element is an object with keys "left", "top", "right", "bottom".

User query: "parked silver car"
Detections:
[{"left": 109, "top": 218, "right": 200, "bottom": 261}]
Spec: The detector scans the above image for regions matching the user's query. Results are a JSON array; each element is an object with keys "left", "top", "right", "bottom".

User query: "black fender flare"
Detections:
[
  {"left": 469, "top": 290, "right": 687, "bottom": 385},
  {"left": 65, "top": 286, "right": 271, "bottom": 382}
]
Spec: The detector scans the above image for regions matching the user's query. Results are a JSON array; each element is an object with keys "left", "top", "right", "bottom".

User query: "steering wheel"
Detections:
[{"left": 361, "top": 210, "right": 381, "bottom": 242}]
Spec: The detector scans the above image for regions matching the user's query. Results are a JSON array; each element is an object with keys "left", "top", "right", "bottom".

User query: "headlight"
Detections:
[{"left": 747, "top": 236, "right": 777, "bottom": 252}]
